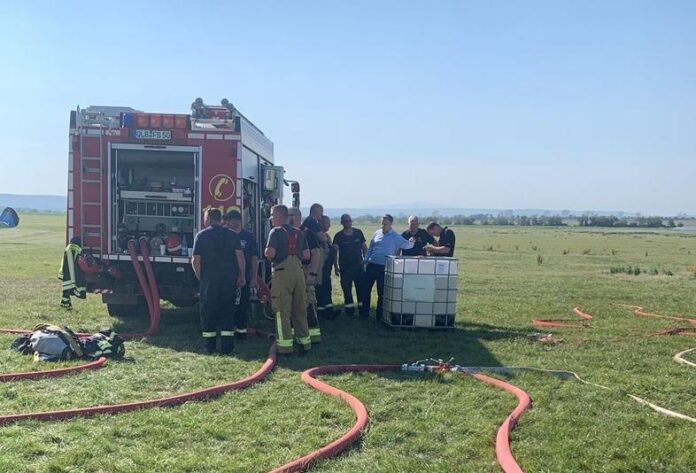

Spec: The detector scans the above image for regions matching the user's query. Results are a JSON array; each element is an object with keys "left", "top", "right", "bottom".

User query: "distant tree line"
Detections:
[
  {"left": 576, "top": 215, "right": 682, "bottom": 228},
  {"left": 348, "top": 213, "right": 688, "bottom": 228}
]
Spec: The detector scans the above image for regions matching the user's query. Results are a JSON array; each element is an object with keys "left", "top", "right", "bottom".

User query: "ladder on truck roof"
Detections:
[{"left": 77, "top": 107, "right": 113, "bottom": 260}]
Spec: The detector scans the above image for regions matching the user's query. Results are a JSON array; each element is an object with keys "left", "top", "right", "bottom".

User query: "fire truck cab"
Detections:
[{"left": 67, "top": 98, "right": 298, "bottom": 316}]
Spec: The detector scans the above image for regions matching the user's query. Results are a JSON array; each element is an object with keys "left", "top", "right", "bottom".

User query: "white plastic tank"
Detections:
[{"left": 383, "top": 256, "right": 458, "bottom": 328}]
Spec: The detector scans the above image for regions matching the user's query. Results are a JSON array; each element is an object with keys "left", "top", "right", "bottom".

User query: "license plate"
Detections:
[{"left": 135, "top": 129, "right": 172, "bottom": 140}]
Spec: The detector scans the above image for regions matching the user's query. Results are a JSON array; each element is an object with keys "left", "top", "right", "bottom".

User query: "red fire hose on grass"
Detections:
[
  {"left": 0, "top": 332, "right": 276, "bottom": 425},
  {"left": 0, "top": 357, "right": 107, "bottom": 382},
  {"left": 627, "top": 305, "right": 696, "bottom": 326},
  {"left": 532, "top": 306, "right": 593, "bottom": 328},
  {"left": 271, "top": 362, "right": 533, "bottom": 473}
]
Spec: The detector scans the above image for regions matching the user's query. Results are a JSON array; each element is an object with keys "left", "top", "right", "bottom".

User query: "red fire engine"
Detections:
[{"left": 67, "top": 98, "right": 298, "bottom": 317}]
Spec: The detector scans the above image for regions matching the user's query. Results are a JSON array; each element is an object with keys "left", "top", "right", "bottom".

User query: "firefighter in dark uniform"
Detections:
[
  {"left": 295, "top": 207, "right": 322, "bottom": 343},
  {"left": 332, "top": 214, "right": 367, "bottom": 316},
  {"left": 58, "top": 236, "right": 87, "bottom": 309},
  {"left": 401, "top": 216, "right": 434, "bottom": 256},
  {"left": 192, "top": 209, "right": 246, "bottom": 354},
  {"left": 425, "top": 222, "right": 457, "bottom": 257},
  {"left": 316, "top": 215, "right": 338, "bottom": 318},
  {"left": 265, "top": 204, "right": 312, "bottom": 355},
  {"left": 223, "top": 209, "right": 258, "bottom": 340}
]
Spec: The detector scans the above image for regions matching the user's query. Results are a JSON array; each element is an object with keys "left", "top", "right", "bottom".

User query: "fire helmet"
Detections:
[
  {"left": 77, "top": 253, "right": 100, "bottom": 274},
  {"left": 165, "top": 234, "right": 182, "bottom": 255}
]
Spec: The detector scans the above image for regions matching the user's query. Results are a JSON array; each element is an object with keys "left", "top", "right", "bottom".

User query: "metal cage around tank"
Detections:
[{"left": 382, "top": 256, "right": 459, "bottom": 329}]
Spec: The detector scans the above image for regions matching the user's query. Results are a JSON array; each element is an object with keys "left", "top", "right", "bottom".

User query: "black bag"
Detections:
[
  {"left": 11, "top": 333, "right": 32, "bottom": 355},
  {"left": 81, "top": 329, "right": 125, "bottom": 359}
]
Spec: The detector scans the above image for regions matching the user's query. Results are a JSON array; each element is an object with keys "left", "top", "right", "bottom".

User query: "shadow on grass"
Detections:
[{"left": 125, "top": 303, "right": 535, "bottom": 373}]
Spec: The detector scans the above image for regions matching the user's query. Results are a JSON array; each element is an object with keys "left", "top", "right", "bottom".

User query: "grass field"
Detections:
[{"left": 0, "top": 214, "right": 695, "bottom": 473}]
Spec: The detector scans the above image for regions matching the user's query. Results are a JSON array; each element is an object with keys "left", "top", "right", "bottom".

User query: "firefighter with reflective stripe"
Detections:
[
  {"left": 333, "top": 214, "right": 367, "bottom": 316},
  {"left": 192, "top": 209, "right": 246, "bottom": 355},
  {"left": 295, "top": 207, "right": 323, "bottom": 343},
  {"left": 223, "top": 209, "right": 259, "bottom": 340},
  {"left": 58, "top": 237, "right": 86, "bottom": 309},
  {"left": 316, "top": 215, "right": 338, "bottom": 318},
  {"left": 265, "top": 205, "right": 311, "bottom": 356}
]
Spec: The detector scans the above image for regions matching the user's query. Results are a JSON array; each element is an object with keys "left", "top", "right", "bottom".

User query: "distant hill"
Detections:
[{"left": 0, "top": 194, "right": 66, "bottom": 212}]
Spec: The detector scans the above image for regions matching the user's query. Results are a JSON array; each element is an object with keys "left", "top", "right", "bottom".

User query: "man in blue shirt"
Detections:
[{"left": 360, "top": 214, "right": 414, "bottom": 319}]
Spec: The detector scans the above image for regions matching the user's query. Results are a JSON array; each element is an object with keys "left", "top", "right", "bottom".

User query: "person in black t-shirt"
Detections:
[
  {"left": 425, "top": 222, "right": 456, "bottom": 257},
  {"left": 401, "top": 215, "right": 434, "bottom": 257},
  {"left": 332, "top": 213, "right": 367, "bottom": 316},
  {"left": 192, "top": 209, "right": 246, "bottom": 354},
  {"left": 223, "top": 209, "right": 259, "bottom": 340}
]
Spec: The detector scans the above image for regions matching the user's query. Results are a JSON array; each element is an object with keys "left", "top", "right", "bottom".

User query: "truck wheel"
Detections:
[
  {"left": 107, "top": 302, "right": 142, "bottom": 318},
  {"left": 107, "top": 303, "right": 127, "bottom": 317}
]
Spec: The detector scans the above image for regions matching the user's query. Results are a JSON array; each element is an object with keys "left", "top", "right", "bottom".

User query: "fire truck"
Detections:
[{"left": 67, "top": 98, "right": 299, "bottom": 317}]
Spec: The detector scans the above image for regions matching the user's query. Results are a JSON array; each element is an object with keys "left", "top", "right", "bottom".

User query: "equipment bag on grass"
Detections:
[
  {"left": 29, "top": 324, "right": 84, "bottom": 361},
  {"left": 81, "top": 329, "right": 125, "bottom": 359}
]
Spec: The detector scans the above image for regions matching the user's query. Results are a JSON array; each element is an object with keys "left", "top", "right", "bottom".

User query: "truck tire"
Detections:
[
  {"left": 107, "top": 300, "right": 146, "bottom": 318},
  {"left": 107, "top": 303, "right": 133, "bottom": 318}
]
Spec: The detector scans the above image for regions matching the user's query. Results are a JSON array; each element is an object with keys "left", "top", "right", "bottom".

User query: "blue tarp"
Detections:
[{"left": 0, "top": 207, "right": 19, "bottom": 228}]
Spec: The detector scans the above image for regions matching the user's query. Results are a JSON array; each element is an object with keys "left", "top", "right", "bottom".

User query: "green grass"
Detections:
[{"left": 0, "top": 215, "right": 695, "bottom": 472}]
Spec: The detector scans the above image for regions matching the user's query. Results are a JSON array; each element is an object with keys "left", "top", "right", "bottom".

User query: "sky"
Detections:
[{"left": 1, "top": 1, "right": 695, "bottom": 215}]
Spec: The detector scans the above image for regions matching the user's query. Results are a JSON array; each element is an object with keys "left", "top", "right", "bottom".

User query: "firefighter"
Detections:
[
  {"left": 223, "top": 209, "right": 258, "bottom": 340},
  {"left": 192, "top": 209, "right": 246, "bottom": 355},
  {"left": 265, "top": 204, "right": 312, "bottom": 356},
  {"left": 333, "top": 213, "right": 367, "bottom": 316},
  {"left": 316, "top": 215, "right": 338, "bottom": 318},
  {"left": 295, "top": 207, "right": 322, "bottom": 343},
  {"left": 58, "top": 237, "right": 86, "bottom": 309}
]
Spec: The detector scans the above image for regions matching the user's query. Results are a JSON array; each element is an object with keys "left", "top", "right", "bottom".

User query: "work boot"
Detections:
[
  {"left": 220, "top": 336, "right": 235, "bottom": 355},
  {"left": 294, "top": 341, "right": 311, "bottom": 356},
  {"left": 323, "top": 305, "right": 338, "bottom": 319},
  {"left": 204, "top": 337, "right": 217, "bottom": 355},
  {"left": 60, "top": 297, "right": 73, "bottom": 310}
]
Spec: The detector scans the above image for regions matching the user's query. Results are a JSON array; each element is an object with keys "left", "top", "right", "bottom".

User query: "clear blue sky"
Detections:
[{"left": 2, "top": 1, "right": 695, "bottom": 214}]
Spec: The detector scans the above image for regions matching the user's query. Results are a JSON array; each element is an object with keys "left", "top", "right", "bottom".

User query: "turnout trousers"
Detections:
[
  {"left": 271, "top": 257, "right": 311, "bottom": 354},
  {"left": 339, "top": 265, "right": 364, "bottom": 315},
  {"left": 304, "top": 266, "right": 322, "bottom": 343},
  {"left": 360, "top": 263, "right": 385, "bottom": 318},
  {"left": 316, "top": 262, "right": 334, "bottom": 317},
  {"left": 199, "top": 278, "right": 236, "bottom": 353},
  {"left": 233, "top": 284, "right": 251, "bottom": 337}
]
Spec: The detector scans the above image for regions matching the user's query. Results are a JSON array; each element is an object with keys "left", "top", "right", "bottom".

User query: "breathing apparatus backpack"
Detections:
[
  {"left": 28, "top": 324, "right": 84, "bottom": 362},
  {"left": 281, "top": 226, "right": 300, "bottom": 257}
]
